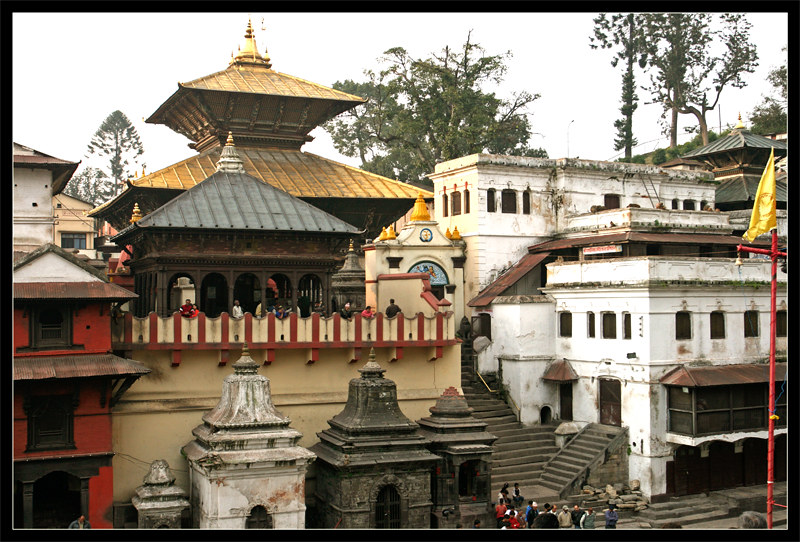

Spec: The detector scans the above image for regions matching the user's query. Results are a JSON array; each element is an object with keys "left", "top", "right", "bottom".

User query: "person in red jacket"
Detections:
[{"left": 179, "top": 299, "right": 193, "bottom": 317}]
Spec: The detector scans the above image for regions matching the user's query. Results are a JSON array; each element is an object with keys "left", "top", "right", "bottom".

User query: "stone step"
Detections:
[
  {"left": 473, "top": 413, "right": 517, "bottom": 424},
  {"left": 493, "top": 433, "right": 553, "bottom": 445},
  {"left": 492, "top": 454, "right": 553, "bottom": 469},
  {"left": 568, "top": 442, "right": 605, "bottom": 456},
  {"left": 470, "top": 404, "right": 515, "bottom": 414},
  {"left": 488, "top": 422, "right": 526, "bottom": 433},
  {"left": 557, "top": 447, "right": 596, "bottom": 461},
  {"left": 541, "top": 472, "right": 575, "bottom": 486},
  {"left": 548, "top": 459, "right": 585, "bottom": 473},
  {"left": 581, "top": 434, "right": 613, "bottom": 446},
  {"left": 648, "top": 507, "right": 732, "bottom": 528}
]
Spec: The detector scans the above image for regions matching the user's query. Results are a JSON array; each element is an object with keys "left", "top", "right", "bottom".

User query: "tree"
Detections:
[
  {"left": 590, "top": 13, "right": 648, "bottom": 159},
  {"left": 640, "top": 13, "right": 758, "bottom": 147},
  {"left": 62, "top": 167, "right": 113, "bottom": 206},
  {"left": 324, "top": 33, "right": 547, "bottom": 185},
  {"left": 86, "top": 110, "right": 145, "bottom": 197},
  {"left": 749, "top": 47, "right": 787, "bottom": 135}
]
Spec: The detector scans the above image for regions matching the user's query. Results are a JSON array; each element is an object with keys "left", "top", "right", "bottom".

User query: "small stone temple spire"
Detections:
[{"left": 216, "top": 132, "right": 245, "bottom": 173}]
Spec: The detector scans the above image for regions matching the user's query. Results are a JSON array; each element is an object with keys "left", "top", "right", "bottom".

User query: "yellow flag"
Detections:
[{"left": 743, "top": 148, "right": 777, "bottom": 242}]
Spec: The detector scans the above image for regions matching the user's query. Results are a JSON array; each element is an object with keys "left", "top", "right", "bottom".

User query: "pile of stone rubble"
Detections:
[{"left": 568, "top": 480, "right": 649, "bottom": 512}]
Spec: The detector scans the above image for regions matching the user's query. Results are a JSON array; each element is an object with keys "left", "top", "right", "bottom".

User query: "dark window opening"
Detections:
[
  {"left": 604, "top": 194, "right": 621, "bottom": 209},
  {"left": 623, "top": 313, "right": 632, "bottom": 339},
  {"left": 458, "top": 460, "right": 482, "bottom": 498},
  {"left": 471, "top": 313, "right": 492, "bottom": 341},
  {"left": 744, "top": 311, "right": 759, "bottom": 337},
  {"left": 602, "top": 312, "right": 616, "bottom": 339},
  {"left": 776, "top": 310, "right": 787, "bottom": 337},
  {"left": 672, "top": 198, "right": 679, "bottom": 210},
  {"left": 61, "top": 233, "right": 86, "bottom": 250},
  {"left": 683, "top": 200, "right": 696, "bottom": 210},
  {"left": 442, "top": 194, "right": 448, "bottom": 217},
  {"left": 587, "top": 311, "right": 595, "bottom": 338},
  {"left": 26, "top": 395, "right": 75, "bottom": 451},
  {"left": 246, "top": 506, "right": 273, "bottom": 529},
  {"left": 646, "top": 244, "right": 660, "bottom": 256},
  {"left": 375, "top": 485, "right": 401, "bottom": 529},
  {"left": 522, "top": 191, "right": 531, "bottom": 214},
  {"left": 487, "top": 189, "right": 496, "bottom": 213},
  {"left": 710, "top": 311, "right": 726, "bottom": 339},
  {"left": 451, "top": 191, "right": 461, "bottom": 216},
  {"left": 501, "top": 190, "right": 517, "bottom": 213},
  {"left": 33, "top": 305, "right": 71, "bottom": 348},
  {"left": 559, "top": 312, "right": 572, "bottom": 337},
  {"left": 675, "top": 311, "right": 692, "bottom": 340},
  {"left": 464, "top": 189, "right": 470, "bottom": 213}
]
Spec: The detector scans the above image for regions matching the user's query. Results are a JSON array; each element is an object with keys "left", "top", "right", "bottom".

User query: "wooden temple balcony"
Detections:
[{"left": 111, "top": 311, "right": 458, "bottom": 367}]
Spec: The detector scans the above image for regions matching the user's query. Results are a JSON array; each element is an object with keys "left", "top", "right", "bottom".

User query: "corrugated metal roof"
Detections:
[
  {"left": 659, "top": 363, "right": 786, "bottom": 387},
  {"left": 14, "top": 281, "right": 137, "bottom": 300},
  {"left": 715, "top": 175, "right": 788, "bottom": 204},
  {"left": 14, "top": 354, "right": 151, "bottom": 381},
  {"left": 682, "top": 129, "right": 788, "bottom": 158},
  {"left": 123, "top": 147, "right": 426, "bottom": 200},
  {"left": 181, "top": 64, "right": 367, "bottom": 103},
  {"left": 542, "top": 359, "right": 579, "bottom": 382},
  {"left": 13, "top": 153, "right": 80, "bottom": 195},
  {"left": 14, "top": 243, "right": 110, "bottom": 282},
  {"left": 468, "top": 252, "right": 550, "bottom": 307},
  {"left": 528, "top": 232, "right": 771, "bottom": 253},
  {"left": 117, "top": 169, "right": 360, "bottom": 234}
]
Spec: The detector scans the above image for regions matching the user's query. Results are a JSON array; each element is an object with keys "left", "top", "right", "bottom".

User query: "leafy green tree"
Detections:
[
  {"left": 324, "top": 33, "right": 547, "bottom": 185},
  {"left": 640, "top": 13, "right": 758, "bottom": 147},
  {"left": 86, "top": 110, "right": 145, "bottom": 197},
  {"left": 750, "top": 47, "right": 787, "bottom": 135},
  {"left": 62, "top": 167, "right": 113, "bottom": 206},
  {"left": 590, "top": 13, "right": 648, "bottom": 159}
]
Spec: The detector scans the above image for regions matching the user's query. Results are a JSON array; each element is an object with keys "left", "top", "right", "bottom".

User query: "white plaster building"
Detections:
[
  {"left": 13, "top": 143, "right": 79, "bottom": 254},
  {"left": 429, "top": 153, "right": 787, "bottom": 500}
]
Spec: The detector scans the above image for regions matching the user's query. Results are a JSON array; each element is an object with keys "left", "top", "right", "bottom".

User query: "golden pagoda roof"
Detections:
[{"left": 105, "top": 147, "right": 429, "bottom": 201}]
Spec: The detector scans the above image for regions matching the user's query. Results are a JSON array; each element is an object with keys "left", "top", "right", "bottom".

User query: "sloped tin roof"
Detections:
[
  {"left": 682, "top": 129, "right": 788, "bottom": 159},
  {"left": 13, "top": 243, "right": 109, "bottom": 282},
  {"left": 659, "top": 363, "right": 787, "bottom": 387},
  {"left": 542, "top": 359, "right": 579, "bottom": 382},
  {"left": 14, "top": 281, "right": 137, "bottom": 300},
  {"left": 14, "top": 354, "right": 151, "bottom": 381},
  {"left": 715, "top": 174, "right": 788, "bottom": 204},
  {"left": 115, "top": 169, "right": 360, "bottom": 235},
  {"left": 468, "top": 252, "right": 550, "bottom": 308}
]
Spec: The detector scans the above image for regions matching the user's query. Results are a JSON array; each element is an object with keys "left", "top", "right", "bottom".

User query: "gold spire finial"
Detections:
[
  {"left": 451, "top": 226, "right": 462, "bottom": 240},
  {"left": 348, "top": 239, "right": 354, "bottom": 252},
  {"left": 226, "top": 132, "right": 235, "bottom": 146},
  {"left": 445, "top": 227, "right": 452, "bottom": 239},
  {"left": 232, "top": 18, "right": 272, "bottom": 68},
  {"left": 409, "top": 192, "right": 431, "bottom": 222},
  {"left": 387, "top": 225, "right": 397, "bottom": 239},
  {"left": 378, "top": 226, "right": 389, "bottom": 241},
  {"left": 734, "top": 113, "right": 745, "bottom": 130},
  {"left": 130, "top": 203, "right": 142, "bottom": 224}
]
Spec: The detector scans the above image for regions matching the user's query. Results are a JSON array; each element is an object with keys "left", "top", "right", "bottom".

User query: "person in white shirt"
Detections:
[{"left": 231, "top": 299, "right": 244, "bottom": 318}]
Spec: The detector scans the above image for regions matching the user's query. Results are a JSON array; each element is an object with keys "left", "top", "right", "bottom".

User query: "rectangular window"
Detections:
[
  {"left": 710, "top": 311, "right": 725, "bottom": 339},
  {"left": 32, "top": 305, "right": 72, "bottom": 348},
  {"left": 744, "top": 310, "right": 759, "bottom": 337},
  {"left": 471, "top": 313, "right": 492, "bottom": 341},
  {"left": 61, "top": 233, "right": 86, "bottom": 249},
  {"left": 522, "top": 191, "right": 531, "bottom": 214},
  {"left": 464, "top": 190, "right": 470, "bottom": 213},
  {"left": 623, "top": 312, "right": 632, "bottom": 339},
  {"left": 602, "top": 312, "right": 616, "bottom": 339},
  {"left": 675, "top": 311, "right": 692, "bottom": 340},
  {"left": 587, "top": 311, "right": 595, "bottom": 338},
  {"left": 442, "top": 194, "right": 448, "bottom": 217},
  {"left": 487, "top": 189, "right": 496, "bottom": 213},
  {"left": 604, "top": 194, "right": 620, "bottom": 209},
  {"left": 776, "top": 310, "right": 787, "bottom": 337},
  {"left": 26, "top": 395, "right": 76, "bottom": 451},
  {"left": 501, "top": 190, "right": 517, "bottom": 213},
  {"left": 559, "top": 312, "right": 572, "bottom": 337},
  {"left": 451, "top": 192, "right": 461, "bottom": 216}
]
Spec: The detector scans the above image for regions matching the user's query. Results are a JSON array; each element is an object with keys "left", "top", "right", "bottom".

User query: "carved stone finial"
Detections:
[
  {"left": 358, "top": 348, "right": 385, "bottom": 378},
  {"left": 216, "top": 132, "right": 245, "bottom": 173}
]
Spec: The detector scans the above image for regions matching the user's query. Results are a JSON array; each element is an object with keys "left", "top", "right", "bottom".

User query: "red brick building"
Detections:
[{"left": 13, "top": 244, "right": 150, "bottom": 528}]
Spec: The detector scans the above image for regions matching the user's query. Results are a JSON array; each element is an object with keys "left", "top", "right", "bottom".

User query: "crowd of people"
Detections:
[
  {"left": 178, "top": 299, "right": 403, "bottom": 321},
  {"left": 493, "top": 482, "right": 614, "bottom": 529}
]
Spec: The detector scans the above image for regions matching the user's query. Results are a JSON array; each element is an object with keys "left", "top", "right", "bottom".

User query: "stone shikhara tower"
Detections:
[
  {"left": 311, "top": 349, "right": 439, "bottom": 528},
  {"left": 182, "top": 344, "right": 315, "bottom": 528}
]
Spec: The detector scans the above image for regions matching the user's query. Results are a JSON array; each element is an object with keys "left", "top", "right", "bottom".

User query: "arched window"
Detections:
[
  {"left": 522, "top": 190, "right": 531, "bottom": 214},
  {"left": 710, "top": 311, "right": 726, "bottom": 339},
  {"left": 442, "top": 194, "right": 449, "bottom": 217},
  {"left": 451, "top": 191, "right": 462, "bottom": 216},
  {"left": 486, "top": 189, "right": 496, "bottom": 212},
  {"left": 587, "top": 311, "right": 596, "bottom": 338},
  {"left": 559, "top": 311, "right": 572, "bottom": 337},
  {"left": 501, "top": 190, "right": 517, "bottom": 213},
  {"left": 672, "top": 198, "right": 680, "bottom": 210},
  {"left": 744, "top": 310, "right": 759, "bottom": 337},
  {"left": 464, "top": 189, "right": 470, "bottom": 213},
  {"left": 246, "top": 505, "right": 273, "bottom": 529},
  {"left": 683, "top": 200, "right": 696, "bottom": 210},
  {"left": 375, "top": 485, "right": 401, "bottom": 528}
]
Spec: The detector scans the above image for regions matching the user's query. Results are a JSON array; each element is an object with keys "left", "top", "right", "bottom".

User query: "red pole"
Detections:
[{"left": 766, "top": 229, "right": 777, "bottom": 529}]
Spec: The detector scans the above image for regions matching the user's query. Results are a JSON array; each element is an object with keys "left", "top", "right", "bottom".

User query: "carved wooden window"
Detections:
[
  {"left": 26, "top": 395, "right": 75, "bottom": 451},
  {"left": 623, "top": 312, "right": 632, "bottom": 340},
  {"left": 451, "top": 191, "right": 461, "bottom": 216},
  {"left": 744, "top": 310, "right": 759, "bottom": 337},
  {"left": 602, "top": 312, "right": 616, "bottom": 339},
  {"left": 464, "top": 189, "right": 470, "bottom": 213},
  {"left": 675, "top": 311, "right": 692, "bottom": 340},
  {"left": 604, "top": 194, "right": 620, "bottom": 209},
  {"left": 522, "top": 190, "right": 531, "bottom": 214},
  {"left": 559, "top": 311, "right": 572, "bottom": 337},
  {"left": 587, "top": 311, "right": 596, "bottom": 338},
  {"left": 710, "top": 311, "right": 726, "bottom": 339},
  {"left": 501, "top": 190, "right": 517, "bottom": 214},
  {"left": 245, "top": 506, "right": 273, "bottom": 529},
  {"left": 487, "top": 189, "right": 496, "bottom": 213},
  {"left": 776, "top": 310, "right": 787, "bottom": 337},
  {"left": 32, "top": 304, "right": 72, "bottom": 348},
  {"left": 442, "top": 194, "right": 448, "bottom": 217}
]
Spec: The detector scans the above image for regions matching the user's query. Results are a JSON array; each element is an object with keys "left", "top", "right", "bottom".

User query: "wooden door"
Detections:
[
  {"left": 673, "top": 445, "right": 709, "bottom": 496},
  {"left": 560, "top": 382, "right": 573, "bottom": 421},
  {"left": 599, "top": 378, "right": 621, "bottom": 426},
  {"left": 709, "top": 441, "right": 741, "bottom": 490}
]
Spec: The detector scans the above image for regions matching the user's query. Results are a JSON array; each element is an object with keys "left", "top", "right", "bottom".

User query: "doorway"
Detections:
[
  {"left": 559, "top": 382, "right": 573, "bottom": 421},
  {"left": 31, "top": 471, "right": 81, "bottom": 528},
  {"left": 375, "top": 485, "right": 401, "bottom": 528},
  {"left": 599, "top": 378, "right": 621, "bottom": 426}
]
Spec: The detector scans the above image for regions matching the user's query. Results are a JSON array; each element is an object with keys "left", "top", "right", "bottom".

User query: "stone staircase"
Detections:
[{"left": 538, "top": 423, "right": 627, "bottom": 498}]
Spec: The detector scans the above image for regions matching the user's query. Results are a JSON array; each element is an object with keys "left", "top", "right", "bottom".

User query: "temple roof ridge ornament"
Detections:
[
  {"left": 408, "top": 192, "right": 432, "bottom": 222},
  {"left": 232, "top": 18, "right": 272, "bottom": 68},
  {"left": 215, "top": 132, "right": 245, "bottom": 173},
  {"left": 734, "top": 112, "right": 746, "bottom": 130}
]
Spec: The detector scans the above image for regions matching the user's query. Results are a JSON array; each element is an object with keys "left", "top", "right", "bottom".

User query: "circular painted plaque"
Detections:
[{"left": 419, "top": 228, "right": 433, "bottom": 242}]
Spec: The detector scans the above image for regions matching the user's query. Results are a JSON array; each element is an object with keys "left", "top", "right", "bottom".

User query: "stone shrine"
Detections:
[
  {"left": 417, "top": 387, "right": 497, "bottom": 528},
  {"left": 182, "top": 344, "right": 315, "bottom": 529},
  {"left": 310, "top": 349, "right": 439, "bottom": 528},
  {"left": 131, "top": 459, "right": 190, "bottom": 528}
]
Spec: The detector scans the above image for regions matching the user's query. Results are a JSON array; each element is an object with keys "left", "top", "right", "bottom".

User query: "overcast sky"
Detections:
[{"left": 12, "top": 11, "right": 788, "bottom": 176}]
